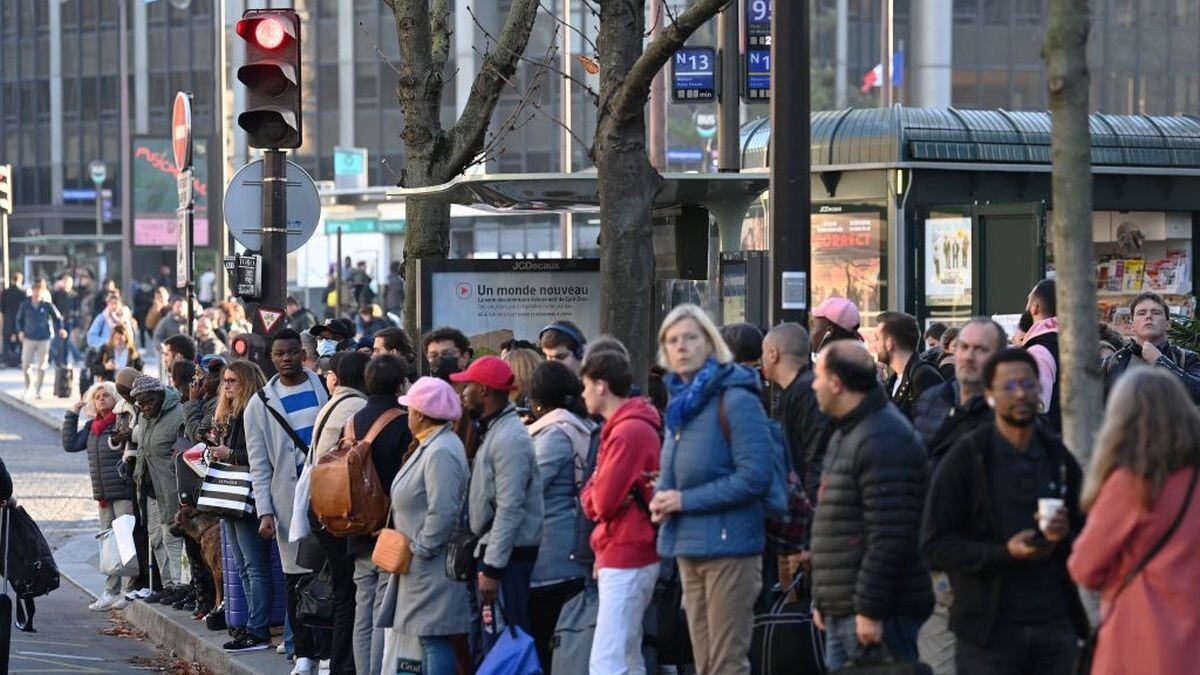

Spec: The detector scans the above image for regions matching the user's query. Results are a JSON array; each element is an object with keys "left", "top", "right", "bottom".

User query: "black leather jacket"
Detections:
[{"left": 1101, "top": 341, "right": 1200, "bottom": 404}]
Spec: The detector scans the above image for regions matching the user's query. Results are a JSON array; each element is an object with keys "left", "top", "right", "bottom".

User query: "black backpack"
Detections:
[
  {"left": 567, "top": 423, "right": 604, "bottom": 566},
  {"left": 5, "top": 505, "right": 59, "bottom": 600}
]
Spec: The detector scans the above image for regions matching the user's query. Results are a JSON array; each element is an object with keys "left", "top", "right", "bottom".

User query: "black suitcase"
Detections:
[{"left": 54, "top": 365, "right": 74, "bottom": 399}]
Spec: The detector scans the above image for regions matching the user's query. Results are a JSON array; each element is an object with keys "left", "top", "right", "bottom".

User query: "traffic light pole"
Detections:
[
  {"left": 717, "top": 3, "right": 739, "bottom": 173},
  {"left": 260, "top": 149, "right": 288, "bottom": 315},
  {"left": 768, "top": 0, "right": 811, "bottom": 326}
]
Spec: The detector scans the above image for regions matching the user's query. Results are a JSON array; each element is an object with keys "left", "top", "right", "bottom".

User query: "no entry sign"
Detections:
[{"left": 173, "top": 92, "right": 193, "bottom": 172}]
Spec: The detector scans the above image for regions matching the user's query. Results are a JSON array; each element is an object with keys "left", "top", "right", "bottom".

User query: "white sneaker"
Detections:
[
  {"left": 134, "top": 588, "right": 153, "bottom": 599},
  {"left": 110, "top": 596, "right": 129, "bottom": 610},
  {"left": 277, "top": 643, "right": 287, "bottom": 655},
  {"left": 88, "top": 591, "right": 118, "bottom": 612},
  {"left": 290, "top": 657, "right": 316, "bottom": 675},
  {"left": 318, "top": 658, "right": 330, "bottom": 675}
]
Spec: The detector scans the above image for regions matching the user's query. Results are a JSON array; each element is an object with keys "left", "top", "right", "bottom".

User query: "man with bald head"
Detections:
[
  {"left": 762, "top": 323, "right": 828, "bottom": 503},
  {"left": 809, "top": 340, "right": 933, "bottom": 671}
]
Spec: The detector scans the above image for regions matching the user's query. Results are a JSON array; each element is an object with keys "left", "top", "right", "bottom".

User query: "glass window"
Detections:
[{"left": 811, "top": 207, "right": 888, "bottom": 323}]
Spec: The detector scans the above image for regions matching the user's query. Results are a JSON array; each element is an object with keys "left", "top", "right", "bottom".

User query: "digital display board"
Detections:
[
  {"left": 671, "top": 47, "right": 716, "bottom": 102},
  {"left": 746, "top": 0, "right": 771, "bottom": 47},
  {"left": 745, "top": 48, "right": 771, "bottom": 102}
]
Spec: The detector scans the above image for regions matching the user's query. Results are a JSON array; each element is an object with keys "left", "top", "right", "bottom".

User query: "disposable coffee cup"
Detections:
[{"left": 1038, "top": 498, "right": 1064, "bottom": 533}]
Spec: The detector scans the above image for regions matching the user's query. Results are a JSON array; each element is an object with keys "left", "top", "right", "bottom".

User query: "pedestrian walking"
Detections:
[
  {"left": 649, "top": 304, "right": 774, "bottom": 675},
  {"left": 1021, "top": 279, "right": 1062, "bottom": 432},
  {"left": 580, "top": 350, "right": 662, "bottom": 675},
  {"left": 1068, "top": 368, "right": 1200, "bottom": 675},
  {"left": 378, "top": 376, "right": 470, "bottom": 675},
  {"left": 871, "top": 311, "right": 944, "bottom": 420},
  {"left": 525, "top": 360, "right": 594, "bottom": 671},
  {"left": 244, "top": 329, "right": 330, "bottom": 674},
  {"left": 452, "top": 356, "right": 543, "bottom": 648},
  {"left": 922, "top": 348, "right": 1087, "bottom": 675},
  {"left": 16, "top": 279, "right": 66, "bottom": 399},
  {"left": 208, "top": 359, "right": 276, "bottom": 652},
  {"left": 810, "top": 340, "right": 932, "bottom": 670},
  {"left": 347, "top": 355, "right": 412, "bottom": 675},
  {"left": 1, "top": 272, "right": 26, "bottom": 366},
  {"left": 62, "top": 381, "right": 136, "bottom": 611},
  {"left": 911, "top": 318, "right": 1007, "bottom": 675},
  {"left": 1100, "top": 291, "right": 1200, "bottom": 403}
]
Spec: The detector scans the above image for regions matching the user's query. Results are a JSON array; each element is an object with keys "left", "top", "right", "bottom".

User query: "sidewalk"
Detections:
[{"left": 0, "top": 364, "right": 284, "bottom": 675}]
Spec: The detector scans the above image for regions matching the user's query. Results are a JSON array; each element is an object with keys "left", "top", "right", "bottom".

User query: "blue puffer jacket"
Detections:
[{"left": 657, "top": 363, "right": 774, "bottom": 558}]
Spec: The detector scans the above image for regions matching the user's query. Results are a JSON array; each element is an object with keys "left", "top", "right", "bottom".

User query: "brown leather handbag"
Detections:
[
  {"left": 372, "top": 517, "right": 413, "bottom": 575},
  {"left": 310, "top": 409, "right": 402, "bottom": 536}
]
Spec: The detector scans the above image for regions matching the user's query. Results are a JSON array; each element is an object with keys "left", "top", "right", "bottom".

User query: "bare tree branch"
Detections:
[
  {"left": 471, "top": 17, "right": 601, "bottom": 104},
  {"left": 538, "top": 0, "right": 598, "bottom": 53},
  {"left": 609, "top": 0, "right": 730, "bottom": 123},
  {"left": 358, "top": 20, "right": 402, "bottom": 75},
  {"left": 392, "top": 0, "right": 445, "bottom": 185},
  {"left": 443, "top": 0, "right": 541, "bottom": 180}
]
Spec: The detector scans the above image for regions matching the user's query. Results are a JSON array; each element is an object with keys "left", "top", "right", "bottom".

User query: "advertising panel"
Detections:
[
  {"left": 132, "top": 136, "right": 209, "bottom": 247},
  {"left": 811, "top": 208, "right": 886, "bottom": 319},
  {"left": 924, "top": 217, "right": 973, "bottom": 307},
  {"left": 420, "top": 259, "right": 601, "bottom": 356}
]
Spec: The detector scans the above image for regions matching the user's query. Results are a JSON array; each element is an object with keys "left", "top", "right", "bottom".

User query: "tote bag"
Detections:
[{"left": 197, "top": 461, "right": 255, "bottom": 519}]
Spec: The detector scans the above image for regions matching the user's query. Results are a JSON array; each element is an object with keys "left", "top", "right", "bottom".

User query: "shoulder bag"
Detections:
[
  {"left": 257, "top": 389, "right": 310, "bottom": 456},
  {"left": 1074, "top": 465, "right": 1199, "bottom": 675}
]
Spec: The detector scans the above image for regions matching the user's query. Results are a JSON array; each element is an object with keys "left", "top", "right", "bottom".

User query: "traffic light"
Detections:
[
  {"left": 236, "top": 9, "right": 302, "bottom": 149},
  {"left": 230, "top": 332, "right": 276, "bottom": 378},
  {"left": 0, "top": 164, "right": 11, "bottom": 215}
]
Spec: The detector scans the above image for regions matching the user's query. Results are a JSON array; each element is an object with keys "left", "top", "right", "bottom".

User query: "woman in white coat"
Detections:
[{"left": 378, "top": 377, "right": 471, "bottom": 675}]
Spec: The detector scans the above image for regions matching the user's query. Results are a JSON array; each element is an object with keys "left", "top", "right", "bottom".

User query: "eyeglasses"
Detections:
[
  {"left": 221, "top": 378, "right": 238, "bottom": 385},
  {"left": 997, "top": 378, "right": 1039, "bottom": 394}
]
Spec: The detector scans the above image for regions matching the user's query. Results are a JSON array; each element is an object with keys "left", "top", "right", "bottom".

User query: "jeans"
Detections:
[
  {"left": 954, "top": 622, "right": 1078, "bottom": 675},
  {"left": 591, "top": 563, "right": 660, "bottom": 675},
  {"left": 420, "top": 635, "right": 459, "bottom": 675},
  {"left": 823, "top": 613, "right": 925, "bottom": 671},
  {"left": 530, "top": 578, "right": 586, "bottom": 674},
  {"left": 472, "top": 556, "right": 536, "bottom": 662},
  {"left": 99, "top": 499, "right": 137, "bottom": 595},
  {"left": 352, "top": 552, "right": 386, "bottom": 675},
  {"left": 226, "top": 517, "right": 274, "bottom": 639},
  {"left": 678, "top": 555, "right": 762, "bottom": 675}
]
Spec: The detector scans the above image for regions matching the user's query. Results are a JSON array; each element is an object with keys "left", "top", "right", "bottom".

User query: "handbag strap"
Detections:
[
  {"left": 311, "top": 393, "right": 360, "bottom": 451},
  {"left": 258, "top": 389, "right": 310, "bottom": 455},
  {"left": 1108, "top": 465, "right": 1199, "bottom": 607},
  {"left": 345, "top": 408, "right": 404, "bottom": 447}
]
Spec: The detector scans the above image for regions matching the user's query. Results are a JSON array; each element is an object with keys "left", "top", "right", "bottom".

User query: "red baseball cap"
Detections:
[{"left": 449, "top": 355, "right": 515, "bottom": 391}]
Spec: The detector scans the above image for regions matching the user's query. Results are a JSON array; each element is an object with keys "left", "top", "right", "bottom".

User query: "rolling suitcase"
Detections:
[{"left": 53, "top": 342, "right": 73, "bottom": 399}]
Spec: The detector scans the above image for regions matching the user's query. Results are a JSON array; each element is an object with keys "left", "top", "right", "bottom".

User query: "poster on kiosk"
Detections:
[{"left": 417, "top": 258, "right": 601, "bottom": 359}]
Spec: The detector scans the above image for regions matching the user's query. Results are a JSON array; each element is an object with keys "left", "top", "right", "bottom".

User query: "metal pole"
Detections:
[
  {"left": 186, "top": 204, "right": 194, "bottom": 338},
  {"left": 95, "top": 189, "right": 104, "bottom": 255},
  {"left": 559, "top": 0, "right": 574, "bottom": 257},
  {"left": 836, "top": 0, "right": 848, "bottom": 108},
  {"left": 880, "top": 0, "right": 893, "bottom": 107},
  {"left": 717, "top": 2, "right": 740, "bottom": 172},
  {"left": 769, "top": 0, "right": 811, "bottom": 326},
  {"left": 336, "top": 225, "right": 343, "bottom": 319},
  {"left": 119, "top": 0, "right": 132, "bottom": 294},
  {"left": 212, "top": 0, "right": 228, "bottom": 301},
  {"left": 1, "top": 212, "right": 8, "bottom": 290},
  {"left": 260, "top": 149, "right": 288, "bottom": 314}
]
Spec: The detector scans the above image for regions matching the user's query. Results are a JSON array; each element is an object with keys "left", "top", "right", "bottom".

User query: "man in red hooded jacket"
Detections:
[{"left": 581, "top": 349, "right": 662, "bottom": 675}]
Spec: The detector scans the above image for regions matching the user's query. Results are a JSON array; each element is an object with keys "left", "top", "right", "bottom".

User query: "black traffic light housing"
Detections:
[
  {"left": 0, "top": 164, "right": 11, "bottom": 215},
  {"left": 230, "top": 333, "right": 276, "bottom": 379},
  {"left": 236, "top": 9, "right": 302, "bottom": 149}
]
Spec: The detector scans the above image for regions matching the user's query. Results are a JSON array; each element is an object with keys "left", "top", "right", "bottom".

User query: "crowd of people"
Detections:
[{"left": 30, "top": 265, "right": 1200, "bottom": 675}]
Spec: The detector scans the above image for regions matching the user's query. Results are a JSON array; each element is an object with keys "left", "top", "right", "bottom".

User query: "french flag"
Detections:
[{"left": 861, "top": 51, "right": 905, "bottom": 93}]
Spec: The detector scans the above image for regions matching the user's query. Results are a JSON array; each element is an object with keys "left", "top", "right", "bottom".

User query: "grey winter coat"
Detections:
[
  {"left": 469, "top": 405, "right": 544, "bottom": 573},
  {"left": 377, "top": 425, "right": 471, "bottom": 635},
  {"left": 62, "top": 411, "right": 135, "bottom": 501},
  {"left": 244, "top": 370, "right": 329, "bottom": 574},
  {"left": 528, "top": 410, "right": 593, "bottom": 585},
  {"left": 309, "top": 387, "right": 367, "bottom": 465},
  {"left": 139, "top": 388, "right": 186, "bottom": 523},
  {"left": 184, "top": 396, "right": 219, "bottom": 443}
]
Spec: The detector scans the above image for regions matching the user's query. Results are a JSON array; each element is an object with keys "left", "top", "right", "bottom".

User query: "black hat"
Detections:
[{"left": 310, "top": 318, "right": 355, "bottom": 341}]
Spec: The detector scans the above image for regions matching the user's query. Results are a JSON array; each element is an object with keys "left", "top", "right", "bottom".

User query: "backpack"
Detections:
[
  {"left": 309, "top": 410, "right": 400, "bottom": 537},
  {"left": 567, "top": 423, "right": 604, "bottom": 566},
  {"left": 718, "top": 392, "right": 813, "bottom": 554},
  {"left": 4, "top": 505, "right": 60, "bottom": 600}
]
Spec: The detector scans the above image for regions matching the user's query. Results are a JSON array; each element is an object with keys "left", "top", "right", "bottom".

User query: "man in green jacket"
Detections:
[{"left": 130, "top": 375, "right": 187, "bottom": 603}]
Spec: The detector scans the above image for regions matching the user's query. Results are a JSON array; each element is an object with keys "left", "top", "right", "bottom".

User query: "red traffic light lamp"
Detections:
[{"left": 236, "top": 9, "right": 302, "bottom": 149}]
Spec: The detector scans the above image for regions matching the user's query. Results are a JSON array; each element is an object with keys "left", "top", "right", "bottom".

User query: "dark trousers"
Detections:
[
  {"left": 182, "top": 535, "right": 215, "bottom": 612},
  {"left": 284, "top": 572, "right": 320, "bottom": 660},
  {"left": 471, "top": 556, "right": 536, "bottom": 663},
  {"left": 315, "top": 529, "right": 358, "bottom": 675},
  {"left": 955, "top": 622, "right": 1079, "bottom": 675},
  {"left": 529, "top": 578, "right": 586, "bottom": 674}
]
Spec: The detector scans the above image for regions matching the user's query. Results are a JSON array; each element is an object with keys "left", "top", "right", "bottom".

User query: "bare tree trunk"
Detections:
[{"left": 1045, "top": 0, "right": 1100, "bottom": 463}]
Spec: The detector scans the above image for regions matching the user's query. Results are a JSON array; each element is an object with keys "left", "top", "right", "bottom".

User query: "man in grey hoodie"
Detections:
[{"left": 452, "top": 356, "right": 544, "bottom": 646}]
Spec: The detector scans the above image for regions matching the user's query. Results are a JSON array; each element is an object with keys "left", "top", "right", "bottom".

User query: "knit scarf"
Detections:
[
  {"left": 91, "top": 411, "right": 117, "bottom": 435},
  {"left": 665, "top": 358, "right": 722, "bottom": 434}
]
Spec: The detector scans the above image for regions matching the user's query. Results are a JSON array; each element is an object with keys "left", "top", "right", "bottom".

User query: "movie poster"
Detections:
[
  {"left": 924, "top": 217, "right": 972, "bottom": 307},
  {"left": 811, "top": 209, "right": 885, "bottom": 320}
]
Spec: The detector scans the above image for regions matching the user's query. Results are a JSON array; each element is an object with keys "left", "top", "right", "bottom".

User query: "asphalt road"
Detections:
[{"left": 0, "top": 401, "right": 165, "bottom": 674}]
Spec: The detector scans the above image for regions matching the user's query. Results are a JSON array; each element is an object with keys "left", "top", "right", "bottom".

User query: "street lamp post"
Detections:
[{"left": 88, "top": 160, "right": 107, "bottom": 261}]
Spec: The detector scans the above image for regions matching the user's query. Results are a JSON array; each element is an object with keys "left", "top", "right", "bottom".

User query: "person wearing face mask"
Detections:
[
  {"left": 422, "top": 327, "right": 472, "bottom": 381},
  {"left": 310, "top": 318, "right": 356, "bottom": 357},
  {"left": 1101, "top": 291, "right": 1200, "bottom": 403}
]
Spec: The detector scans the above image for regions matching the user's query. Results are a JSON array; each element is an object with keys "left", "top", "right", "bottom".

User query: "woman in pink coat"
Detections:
[{"left": 1068, "top": 368, "right": 1200, "bottom": 675}]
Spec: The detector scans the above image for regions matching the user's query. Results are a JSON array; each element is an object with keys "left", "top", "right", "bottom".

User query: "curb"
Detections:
[{"left": 0, "top": 390, "right": 65, "bottom": 432}]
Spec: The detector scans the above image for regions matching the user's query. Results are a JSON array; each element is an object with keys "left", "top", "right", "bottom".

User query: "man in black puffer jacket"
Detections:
[
  {"left": 810, "top": 341, "right": 933, "bottom": 671},
  {"left": 1101, "top": 291, "right": 1200, "bottom": 403}
]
